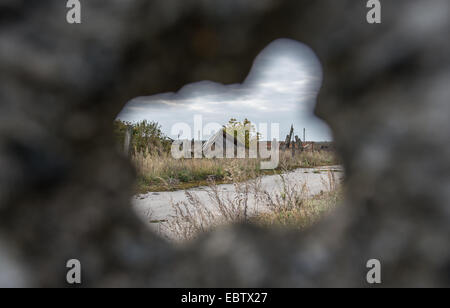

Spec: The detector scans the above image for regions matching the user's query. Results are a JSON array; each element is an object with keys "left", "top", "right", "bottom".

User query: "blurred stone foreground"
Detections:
[{"left": 0, "top": 0, "right": 449, "bottom": 287}]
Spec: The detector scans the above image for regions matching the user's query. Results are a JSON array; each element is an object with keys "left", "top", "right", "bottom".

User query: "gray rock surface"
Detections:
[{"left": 0, "top": 0, "right": 449, "bottom": 287}]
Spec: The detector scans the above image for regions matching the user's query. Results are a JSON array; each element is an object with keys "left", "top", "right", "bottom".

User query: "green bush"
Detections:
[{"left": 113, "top": 120, "right": 172, "bottom": 156}]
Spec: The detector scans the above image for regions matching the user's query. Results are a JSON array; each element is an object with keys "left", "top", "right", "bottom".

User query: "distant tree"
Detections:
[
  {"left": 113, "top": 120, "right": 171, "bottom": 156},
  {"left": 223, "top": 118, "right": 260, "bottom": 148}
]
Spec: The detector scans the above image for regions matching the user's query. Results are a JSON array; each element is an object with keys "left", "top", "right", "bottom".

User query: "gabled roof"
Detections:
[{"left": 202, "top": 128, "right": 246, "bottom": 155}]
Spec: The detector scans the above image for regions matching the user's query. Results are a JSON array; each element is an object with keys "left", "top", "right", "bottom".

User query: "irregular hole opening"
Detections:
[{"left": 114, "top": 38, "right": 343, "bottom": 242}]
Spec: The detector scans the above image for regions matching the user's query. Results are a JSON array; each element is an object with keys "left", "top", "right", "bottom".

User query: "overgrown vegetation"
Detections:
[
  {"left": 223, "top": 118, "right": 260, "bottom": 148},
  {"left": 254, "top": 170, "right": 342, "bottom": 229},
  {"left": 113, "top": 120, "right": 172, "bottom": 156},
  {"left": 115, "top": 120, "right": 342, "bottom": 242},
  {"left": 159, "top": 168, "right": 343, "bottom": 242},
  {"left": 114, "top": 119, "right": 340, "bottom": 193},
  {"left": 133, "top": 150, "right": 339, "bottom": 193}
]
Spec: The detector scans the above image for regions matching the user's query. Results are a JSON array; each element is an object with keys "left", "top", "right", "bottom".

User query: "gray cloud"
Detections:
[{"left": 117, "top": 38, "right": 332, "bottom": 141}]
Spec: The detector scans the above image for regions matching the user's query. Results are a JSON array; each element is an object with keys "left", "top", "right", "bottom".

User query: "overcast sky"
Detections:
[{"left": 117, "top": 38, "right": 332, "bottom": 141}]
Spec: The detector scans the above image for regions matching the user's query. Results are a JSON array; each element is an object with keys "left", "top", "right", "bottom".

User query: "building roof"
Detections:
[{"left": 202, "top": 129, "right": 246, "bottom": 156}]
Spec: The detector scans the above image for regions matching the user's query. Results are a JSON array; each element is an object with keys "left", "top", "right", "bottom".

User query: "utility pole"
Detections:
[{"left": 303, "top": 128, "right": 306, "bottom": 143}]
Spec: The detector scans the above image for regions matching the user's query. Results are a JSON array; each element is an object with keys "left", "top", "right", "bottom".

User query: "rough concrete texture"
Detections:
[{"left": 0, "top": 0, "right": 449, "bottom": 287}]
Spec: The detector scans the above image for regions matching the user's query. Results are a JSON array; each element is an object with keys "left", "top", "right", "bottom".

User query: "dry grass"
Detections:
[
  {"left": 255, "top": 169, "right": 342, "bottom": 229},
  {"left": 133, "top": 150, "right": 339, "bottom": 193},
  {"left": 159, "top": 168, "right": 263, "bottom": 241},
  {"left": 159, "top": 167, "right": 343, "bottom": 242},
  {"left": 255, "top": 188, "right": 341, "bottom": 229},
  {"left": 278, "top": 150, "right": 339, "bottom": 170}
]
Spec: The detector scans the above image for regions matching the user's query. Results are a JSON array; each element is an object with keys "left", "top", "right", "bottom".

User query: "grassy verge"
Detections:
[
  {"left": 252, "top": 189, "right": 342, "bottom": 229},
  {"left": 158, "top": 169, "right": 343, "bottom": 242},
  {"left": 133, "top": 150, "right": 339, "bottom": 194}
]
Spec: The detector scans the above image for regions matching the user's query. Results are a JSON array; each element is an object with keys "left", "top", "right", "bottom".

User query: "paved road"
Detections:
[{"left": 133, "top": 166, "right": 344, "bottom": 228}]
